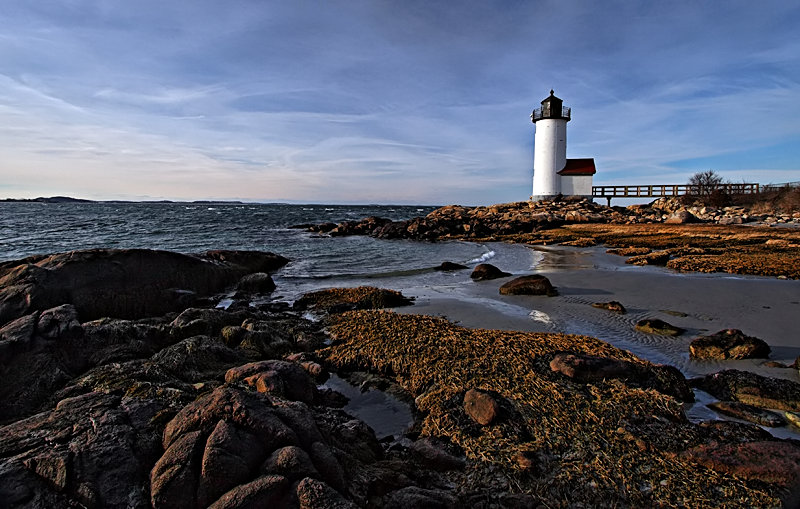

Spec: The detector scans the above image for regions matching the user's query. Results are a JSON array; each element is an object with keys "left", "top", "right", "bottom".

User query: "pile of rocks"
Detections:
[
  {"left": 301, "top": 197, "right": 800, "bottom": 242},
  {"left": 628, "top": 197, "right": 800, "bottom": 226}
]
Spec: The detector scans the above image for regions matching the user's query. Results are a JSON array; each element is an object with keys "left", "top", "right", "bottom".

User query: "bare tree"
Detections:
[{"left": 688, "top": 170, "right": 723, "bottom": 196}]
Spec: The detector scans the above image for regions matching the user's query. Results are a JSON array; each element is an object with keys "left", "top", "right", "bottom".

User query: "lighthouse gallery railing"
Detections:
[{"left": 531, "top": 106, "right": 571, "bottom": 121}]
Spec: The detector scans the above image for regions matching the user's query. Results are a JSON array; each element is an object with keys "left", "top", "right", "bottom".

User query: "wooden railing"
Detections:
[{"left": 592, "top": 183, "right": 760, "bottom": 205}]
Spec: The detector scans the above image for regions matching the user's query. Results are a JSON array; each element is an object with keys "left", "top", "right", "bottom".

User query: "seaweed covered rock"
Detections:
[
  {"left": 470, "top": 263, "right": 512, "bottom": 281},
  {"left": 679, "top": 441, "right": 800, "bottom": 503},
  {"left": 691, "top": 370, "right": 800, "bottom": 411},
  {"left": 707, "top": 401, "right": 786, "bottom": 427},
  {"left": 549, "top": 352, "right": 694, "bottom": 402},
  {"left": 591, "top": 301, "right": 627, "bottom": 314},
  {"left": 293, "top": 286, "right": 413, "bottom": 313},
  {"left": 498, "top": 275, "right": 557, "bottom": 296},
  {"left": 635, "top": 318, "right": 685, "bottom": 336},
  {"left": 689, "top": 329, "right": 771, "bottom": 360}
]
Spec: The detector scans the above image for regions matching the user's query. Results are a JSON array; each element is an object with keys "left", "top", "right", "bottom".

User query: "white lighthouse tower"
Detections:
[{"left": 531, "top": 90, "right": 570, "bottom": 200}]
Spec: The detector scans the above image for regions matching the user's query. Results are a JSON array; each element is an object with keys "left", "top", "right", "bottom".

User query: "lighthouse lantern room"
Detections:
[{"left": 530, "top": 90, "right": 595, "bottom": 201}]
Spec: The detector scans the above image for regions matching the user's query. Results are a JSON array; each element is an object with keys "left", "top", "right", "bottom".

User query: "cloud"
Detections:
[{"left": 0, "top": 1, "right": 798, "bottom": 203}]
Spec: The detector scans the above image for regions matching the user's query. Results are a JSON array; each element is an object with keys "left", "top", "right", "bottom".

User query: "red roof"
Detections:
[{"left": 558, "top": 158, "right": 596, "bottom": 176}]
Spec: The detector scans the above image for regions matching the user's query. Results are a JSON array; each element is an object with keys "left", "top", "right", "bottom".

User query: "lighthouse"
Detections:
[{"left": 531, "top": 90, "right": 595, "bottom": 201}]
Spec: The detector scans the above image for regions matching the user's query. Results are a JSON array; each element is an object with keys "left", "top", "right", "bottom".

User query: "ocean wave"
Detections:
[
  {"left": 469, "top": 250, "right": 496, "bottom": 264},
  {"left": 529, "top": 309, "right": 553, "bottom": 324}
]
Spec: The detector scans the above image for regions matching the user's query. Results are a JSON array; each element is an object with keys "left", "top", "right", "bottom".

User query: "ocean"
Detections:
[{"left": 0, "top": 201, "right": 541, "bottom": 301}]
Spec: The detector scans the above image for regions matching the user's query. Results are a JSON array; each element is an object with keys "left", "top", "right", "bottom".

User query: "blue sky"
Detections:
[{"left": 1, "top": 1, "right": 798, "bottom": 204}]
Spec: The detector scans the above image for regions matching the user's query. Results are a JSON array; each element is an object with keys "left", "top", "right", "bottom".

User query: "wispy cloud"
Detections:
[{"left": 0, "top": 1, "right": 798, "bottom": 203}]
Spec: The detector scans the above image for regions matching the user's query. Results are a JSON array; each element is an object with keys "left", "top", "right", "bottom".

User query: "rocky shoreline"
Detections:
[
  {"left": 4, "top": 194, "right": 800, "bottom": 508},
  {"left": 299, "top": 198, "right": 800, "bottom": 279},
  {"left": 2, "top": 245, "right": 800, "bottom": 507}
]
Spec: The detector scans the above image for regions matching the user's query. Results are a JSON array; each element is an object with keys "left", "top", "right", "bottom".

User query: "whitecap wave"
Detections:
[
  {"left": 469, "top": 250, "right": 496, "bottom": 264},
  {"left": 529, "top": 309, "right": 553, "bottom": 324}
]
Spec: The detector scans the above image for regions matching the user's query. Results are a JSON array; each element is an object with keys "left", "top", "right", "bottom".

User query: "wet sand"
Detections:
[{"left": 394, "top": 244, "right": 800, "bottom": 438}]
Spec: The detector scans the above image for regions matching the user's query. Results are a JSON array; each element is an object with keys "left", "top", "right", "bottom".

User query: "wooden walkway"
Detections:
[{"left": 592, "top": 183, "right": 760, "bottom": 205}]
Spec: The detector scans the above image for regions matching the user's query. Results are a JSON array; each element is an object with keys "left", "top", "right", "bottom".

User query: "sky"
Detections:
[{"left": 1, "top": 1, "right": 799, "bottom": 205}]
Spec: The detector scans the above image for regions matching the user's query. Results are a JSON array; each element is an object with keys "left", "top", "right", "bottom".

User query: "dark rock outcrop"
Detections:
[
  {"left": 0, "top": 248, "right": 288, "bottom": 326},
  {"left": 689, "top": 329, "right": 771, "bottom": 360},
  {"left": 498, "top": 275, "right": 557, "bottom": 296},
  {"left": 469, "top": 263, "right": 512, "bottom": 281}
]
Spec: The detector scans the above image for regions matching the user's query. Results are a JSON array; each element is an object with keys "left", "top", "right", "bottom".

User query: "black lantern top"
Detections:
[{"left": 531, "top": 90, "right": 571, "bottom": 122}]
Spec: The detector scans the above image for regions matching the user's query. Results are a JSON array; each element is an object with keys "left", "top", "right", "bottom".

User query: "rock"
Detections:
[
  {"left": 718, "top": 216, "right": 743, "bottom": 225},
  {"left": 690, "top": 369, "right": 800, "bottom": 411},
  {"left": 295, "top": 477, "right": 357, "bottom": 509},
  {"left": 169, "top": 307, "right": 247, "bottom": 340},
  {"left": 0, "top": 305, "right": 92, "bottom": 421},
  {"left": 680, "top": 441, "right": 800, "bottom": 499},
  {"left": 707, "top": 401, "right": 786, "bottom": 427},
  {"left": 689, "top": 329, "right": 771, "bottom": 360},
  {"left": 382, "top": 486, "right": 458, "bottom": 509},
  {"left": 207, "top": 474, "right": 291, "bottom": 509},
  {"left": 0, "top": 391, "right": 161, "bottom": 509},
  {"left": 498, "top": 275, "right": 557, "bottom": 296},
  {"left": 151, "top": 335, "right": 246, "bottom": 383},
  {"left": 262, "top": 445, "right": 319, "bottom": 481},
  {"left": 0, "top": 249, "right": 289, "bottom": 326},
  {"left": 435, "top": 261, "right": 467, "bottom": 271},
  {"left": 635, "top": 318, "right": 685, "bottom": 336},
  {"left": 234, "top": 272, "right": 276, "bottom": 295},
  {"left": 550, "top": 352, "right": 694, "bottom": 402},
  {"left": 197, "top": 420, "right": 267, "bottom": 506},
  {"left": 626, "top": 251, "right": 671, "bottom": 266},
  {"left": 225, "top": 360, "right": 317, "bottom": 404},
  {"left": 294, "top": 286, "right": 414, "bottom": 313},
  {"left": 470, "top": 263, "right": 512, "bottom": 281},
  {"left": 463, "top": 388, "right": 500, "bottom": 425},
  {"left": 591, "top": 301, "right": 626, "bottom": 314},
  {"left": 664, "top": 210, "right": 698, "bottom": 224}
]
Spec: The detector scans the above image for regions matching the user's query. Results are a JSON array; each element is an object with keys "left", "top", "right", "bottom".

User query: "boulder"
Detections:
[
  {"left": 591, "top": 301, "right": 626, "bottom": 314},
  {"left": 470, "top": 263, "right": 512, "bottom": 281},
  {"left": 626, "top": 251, "right": 671, "bottom": 266},
  {"left": 463, "top": 388, "right": 500, "bottom": 426},
  {"left": 0, "top": 391, "right": 161, "bottom": 509},
  {"left": 295, "top": 477, "right": 357, "bottom": 509},
  {"left": 690, "top": 369, "right": 800, "bottom": 411},
  {"left": 382, "top": 486, "right": 458, "bottom": 509},
  {"left": 680, "top": 441, "right": 800, "bottom": 501},
  {"left": 499, "top": 275, "right": 557, "bottom": 296},
  {"left": 225, "top": 360, "right": 317, "bottom": 404},
  {"left": 689, "top": 329, "right": 771, "bottom": 360},
  {"left": 435, "top": 261, "right": 467, "bottom": 271},
  {"left": 707, "top": 401, "right": 786, "bottom": 427},
  {"left": 410, "top": 437, "right": 466, "bottom": 472},
  {"left": 664, "top": 210, "right": 698, "bottom": 224},
  {"left": 0, "top": 249, "right": 289, "bottom": 326},
  {"left": 234, "top": 272, "right": 276, "bottom": 295},
  {"left": 550, "top": 352, "right": 694, "bottom": 402},
  {"left": 635, "top": 318, "right": 685, "bottom": 336}
]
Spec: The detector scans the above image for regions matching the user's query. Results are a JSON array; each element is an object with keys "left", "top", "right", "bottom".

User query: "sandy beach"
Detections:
[{"left": 395, "top": 243, "right": 800, "bottom": 438}]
